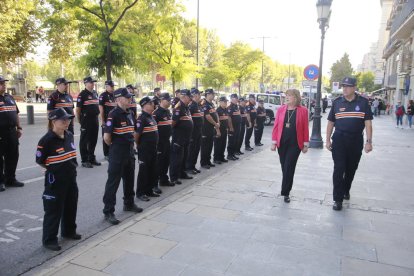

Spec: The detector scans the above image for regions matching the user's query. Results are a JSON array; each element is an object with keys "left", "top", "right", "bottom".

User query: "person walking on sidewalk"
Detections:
[
  {"left": 326, "top": 77, "right": 373, "bottom": 211},
  {"left": 102, "top": 88, "right": 143, "bottom": 225},
  {"left": 407, "top": 100, "right": 414, "bottom": 128},
  {"left": 99, "top": 80, "right": 116, "bottom": 160},
  {"left": 395, "top": 100, "right": 405, "bottom": 129},
  {"left": 0, "top": 76, "right": 24, "bottom": 192},
  {"left": 76, "top": 77, "right": 101, "bottom": 168},
  {"left": 372, "top": 98, "right": 379, "bottom": 117},
  {"left": 271, "top": 89, "right": 309, "bottom": 203},
  {"left": 36, "top": 108, "right": 81, "bottom": 251},
  {"left": 186, "top": 88, "right": 204, "bottom": 174},
  {"left": 245, "top": 94, "right": 257, "bottom": 151},
  {"left": 254, "top": 99, "right": 266, "bottom": 146}
]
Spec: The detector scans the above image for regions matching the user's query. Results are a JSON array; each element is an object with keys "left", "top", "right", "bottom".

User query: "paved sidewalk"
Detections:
[{"left": 27, "top": 115, "right": 414, "bottom": 276}]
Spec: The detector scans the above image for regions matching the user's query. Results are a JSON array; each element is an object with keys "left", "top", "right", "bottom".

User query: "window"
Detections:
[
  {"left": 257, "top": 95, "right": 268, "bottom": 103},
  {"left": 269, "top": 95, "right": 280, "bottom": 105}
]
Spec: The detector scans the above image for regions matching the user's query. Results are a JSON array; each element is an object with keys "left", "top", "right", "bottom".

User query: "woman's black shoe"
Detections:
[
  {"left": 43, "top": 243, "right": 61, "bottom": 251},
  {"left": 333, "top": 202, "right": 343, "bottom": 211},
  {"left": 284, "top": 196, "right": 290, "bottom": 203}
]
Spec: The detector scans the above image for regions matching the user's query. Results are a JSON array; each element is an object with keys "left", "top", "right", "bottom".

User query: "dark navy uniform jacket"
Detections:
[
  {"left": 202, "top": 100, "right": 218, "bottom": 125},
  {"left": 228, "top": 103, "right": 241, "bottom": 125},
  {"left": 172, "top": 101, "right": 193, "bottom": 144},
  {"left": 256, "top": 106, "right": 266, "bottom": 122},
  {"left": 153, "top": 107, "right": 172, "bottom": 140},
  {"left": 104, "top": 107, "right": 136, "bottom": 145},
  {"left": 0, "top": 93, "right": 19, "bottom": 127},
  {"left": 99, "top": 91, "right": 116, "bottom": 121},
  {"left": 328, "top": 94, "right": 373, "bottom": 135},
  {"left": 136, "top": 111, "right": 159, "bottom": 146},
  {"left": 240, "top": 105, "right": 247, "bottom": 123},
  {"left": 47, "top": 91, "right": 74, "bottom": 115},
  {"left": 152, "top": 95, "right": 161, "bottom": 110},
  {"left": 36, "top": 130, "right": 77, "bottom": 176},
  {"left": 189, "top": 101, "right": 204, "bottom": 129},
  {"left": 77, "top": 89, "right": 100, "bottom": 116},
  {"left": 245, "top": 102, "right": 257, "bottom": 121},
  {"left": 216, "top": 106, "right": 229, "bottom": 129}
]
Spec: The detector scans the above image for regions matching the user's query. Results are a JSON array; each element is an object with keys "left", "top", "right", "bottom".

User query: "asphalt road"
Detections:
[{"left": 0, "top": 113, "right": 272, "bottom": 276}]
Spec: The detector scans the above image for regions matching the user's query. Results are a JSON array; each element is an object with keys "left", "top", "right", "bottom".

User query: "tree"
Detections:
[
  {"left": 330, "top": 53, "right": 354, "bottom": 85},
  {"left": 201, "top": 64, "right": 232, "bottom": 91},
  {"left": 356, "top": 71, "right": 375, "bottom": 92},
  {"left": 223, "top": 42, "right": 262, "bottom": 95}
]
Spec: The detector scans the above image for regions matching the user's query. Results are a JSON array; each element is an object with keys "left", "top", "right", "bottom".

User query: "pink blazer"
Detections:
[{"left": 271, "top": 105, "right": 309, "bottom": 149}]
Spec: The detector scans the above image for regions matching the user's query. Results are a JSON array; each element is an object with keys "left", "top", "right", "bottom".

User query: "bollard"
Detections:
[{"left": 27, "top": 105, "right": 34, "bottom": 125}]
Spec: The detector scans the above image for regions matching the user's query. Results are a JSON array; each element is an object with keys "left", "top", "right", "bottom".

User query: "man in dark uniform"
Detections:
[
  {"left": 135, "top": 97, "right": 160, "bottom": 201},
  {"left": 99, "top": 80, "right": 116, "bottom": 160},
  {"left": 255, "top": 99, "right": 266, "bottom": 146},
  {"left": 76, "top": 77, "right": 101, "bottom": 168},
  {"left": 200, "top": 89, "right": 220, "bottom": 169},
  {"left": 126, "top": 84, "right": 138, "bottom": 118},
  {"left": 103, "top": 88, "right": 143, "bottom": 225},
  {"left": 245, "top": 94, "right": 257, "bottom": 151},
  {"left": 153, "top": 93, "right": 174, "bottom": 188},
  {"left": 322, "top": 95, "right": 328, "bottom": 113},
  {"left": 185, "top": 88, "right": 203, "bottom": 174},
  {"left": 236, "top": 97, "right": 247, "bottom": 155},
  {"left": 170, "top": 89, "right": 194, "bottom": 185},
  {"left": 326, "top": 77, "right": 373, "bottom": 211},
  {"left": 152, "top": 87, "right": 161, "bottom": 109},
  {"left": 227, "top": 94, "right": 242, "bottom": 160},
  {"left": 171, "top": 89, "right": 181, "bottom": 107},
  {"left": 47, "top": 78, "right": 75, "bottom": 134},
  {"left": 0, "top": 76, "right": 24, "bottom": 192},
  {"left": 214, "top": 96, "right": 232, "bottom": 164}
]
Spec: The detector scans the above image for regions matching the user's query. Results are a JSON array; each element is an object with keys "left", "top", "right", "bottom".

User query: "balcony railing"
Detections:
[{"left": 390, "top": 0, "right": 414, "bottom": 36}]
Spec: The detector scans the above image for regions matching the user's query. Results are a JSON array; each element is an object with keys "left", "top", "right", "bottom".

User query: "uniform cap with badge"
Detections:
[
  {"left": 83, "top": 76, "right": 97, "bottom": 84},
  {"left": 180, "top": 89, "right": 191, "bottom": 97},
  {"left": 230, "top": 93, "right": 238, "bottom": 99},
  {"left": 105, "top": 80, "right": 115, "bottom": 86},
  {"left": 114, "top": 88, "right": 132, "bottom": 99},
  {"left": 48, "top": 108, "right": 75, "bottom": 120},
  {"left": 139, "top": 96, "right": 154, "bottom": 107},
  {"left": 239, "top": 97, "right": 246, "bottom": 102},
  {"left": 0, "top": 76, "right": 9, "bottom": 82},
  {"left": 204, "top": 88, "right": 215, "bottom": 95},
  {"left": 190, "top": 88, "right": 200, "bottom": 95},
  {"left": 341, "top": 77, "right": 357, "bottom": 87},
  {"left": 160, "top": 92, "right": 171, "bottom": 101},
  {"left": 126, "top": 84, "right": 136, "bottom": 89},
  {"left": 56, "top": 78, "right": 73, "bottom": 85},
  {"left": 248, "top": 94, "right": 256, "bottom": 99},
  {"left": 219, "top": 96, "right": 228, "bottom": 102}
]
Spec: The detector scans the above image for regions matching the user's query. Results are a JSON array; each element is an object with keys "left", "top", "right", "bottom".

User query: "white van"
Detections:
[{"left": 255, "top": 93, "right": 285, "bottom": 125}]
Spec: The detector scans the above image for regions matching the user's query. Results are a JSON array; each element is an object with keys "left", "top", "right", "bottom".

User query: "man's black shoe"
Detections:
[
  {"left": 255, "top": 143, "right": 264, "bottom": 146},
  {"left": 137, "top": 195, "right": 150, "bottom": 201},
  {"left": 208, "top": 163, "right": 216, "bottom": 167},
  {"left": 153, "top": 187, "right": 162, "bottom": 194},
  {"left": 213, "top": 160, "right": 222, "bottom": 165},
  {"left": 62, "top": 233, "right": 82, "bottom": 240},
  {"left": 245, "top": 147, "right": 253, "bottom": 151},
  {"left": 343, "top": 193, "right": 350, "bottom": 200},
  {"left": 160, "top": 181, "right": 175, "bottom": 187},
  {"left": 123, "top": 204, "right": 143, "bottom": 213},
  {"left": 90, "top": 160, "right": 101, "bottom": 166},
  {"left": 237, "top": 151, "right": 245, "bottom": 155},
  {"left": 105, "top": 213, "right": 120, "bottom": 225},
  {"left": 81, "top": 162, "right": 93, "bottom": 168},
  {"left": 284, "top": 196, "right": 290, "bottom": 203},
  {"left": 180, "top": 175, "right": 193, "bottom": 180},
  {"left": 194, "top": 168, "right": 201, "bottom": 173},
  {"left": 147, "top": 192, "right": 160, "bottom": 197},
  {"left": 220, "top": 159, "right": 228, "bottom": 163},
  {"left": 333, "top": 202, "right": 343, "bottom": 211},
  {"left": 201, "top": 165, "right": 210, "bottom": 169},
  {"left": 187, "top": 169, "right": 198, "bottom": 175},
  {"left": 0, "top": 183, "right": 5, "bottom": 192},
  {"left": 171, "top": 180, "right": 182, "bottom": 185},
  {"left": 43, "top": 243, "right": 61, "bottom": 251},
  {"left": 227, "top": 155, "right": 237, "bottom": 161},
  {"left": 5, "top": 180, "right": 24, "bottom": 187}
]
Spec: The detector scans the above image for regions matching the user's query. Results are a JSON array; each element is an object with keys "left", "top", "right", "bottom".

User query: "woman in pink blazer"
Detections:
[{"left": 271, "top": 89, "right": 309, "bottom": 203}]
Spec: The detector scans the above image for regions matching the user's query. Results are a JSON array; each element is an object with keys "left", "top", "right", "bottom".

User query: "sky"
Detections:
[{"left": 181, "top": 0, "right": 383, "bottom": 75}]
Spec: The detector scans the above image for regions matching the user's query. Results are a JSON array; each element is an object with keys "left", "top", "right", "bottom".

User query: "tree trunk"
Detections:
[
  {"left": 172, "top": 70, "right": 176, "bottom": 92},
  {"left": 238, "top": 80, "right": 241, "bottom": 97},
  {"left": 106, "top": 36, "right": 112, "bottom": 80}
]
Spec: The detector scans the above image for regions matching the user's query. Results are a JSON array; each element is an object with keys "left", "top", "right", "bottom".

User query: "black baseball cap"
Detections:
[
  {"left": 205, "top": 89, "right": 215, "bottom": 95},
  {"left": 248, "top": 94, "right": 256, "bottom": 99},
  {"left": 154, "top": 87, "right": 161, "bottom": 92},
  {"left": 230, "top": 93, "right": 238, "bottom": 99},
  {"left": 139, "top": 96, "right": 154, "bottom": 107},
  {"left": 239, "top": 97, "right": 246, "bottom": 102},
  {"left": 105, "top": 80, "right": 115, "bottom": 86},
  {"left": 48, "top": 108, "right": 75, "bottom": 120},
  {"left": 56, "top": 78, "right": 73, "bottom": 85},
  {"left": 341, "top": 77, "right": 357, "bottom": 87},
  {"left": 113, "top": 88, "right": 132, "bottom": 99},
  {"left": 160, "top": 92, "right": 171, "bottom": 101},
  {"left": 126, "top": 84, "right": 136, "bottom": 89},
  {"left": 191, "top": 88, "right": 200, "bottom": 95},
  {"left": 219, "top": 96, "right": 228, "bottom": 102},
  {"left": 0, "top": 76, "right": 9, "bottom": 82},
  {"left": 180, "top": 89, "right": 191, "bottom": 97},
  {"left": 258, "top": 99, "right": 264, "bottom": 103},
  {"left": 83, "top": 76, "right": 97, "bottom": 84}
]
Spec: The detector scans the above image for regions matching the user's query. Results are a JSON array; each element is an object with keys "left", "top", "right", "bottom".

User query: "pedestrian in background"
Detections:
[
  {"left": 254, "top": 99, "right": 266, "bottom": 146},
  {"left": 395, "top": 100, "right": 405, "bottom": 129},
  {"left": 407, "top": 100, "right": 413, "bottom": 128},
  {"left": 36, "top": 108, "right": 80, "bottom": 251},
  {"left": 322, "top": 95, "right": 328, "bottom": 113},
  {"left": 99, "top": 80, "right": 116, "bottom": 160},
  {"left": 326, "top": 77, "right": 373, "bottom": 211},
  {"left": 271, "top": 89, "right": 309, "bottom": 203},
  {"left": 372, "top": 98, "right": 379, "bottom": 117}
]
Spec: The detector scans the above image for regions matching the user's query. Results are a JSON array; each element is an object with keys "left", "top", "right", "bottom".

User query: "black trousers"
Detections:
[
  {"left": 102, "top": 126, "right": 109, "bottom": 157},
  {"left": 331, "top": 131, "right": 363, "bottom": 202},
  {"left": 0, "top": 128, "right": 19, "bottom": 184},
  {"left": 103, "top": 144, "right": 135, "bottom": 214},
  {"left": 214, "top": 125, "right": 228, "bottom": 161},
  {"left": 157, "top": 138, "right": 171, "bottom": 183},
  {"left": 254, "top": 118, "right": 265, "bottom": 145},
  {"left": 200, "top": 125, "right": 215, "bottom": 166},
  {"left": 136, "top": 143, "right": 158, "bottom": 196},
  {"left": 227, "top": 122, "right": 241, "bottom": 156},
  {"left": 237, "top": 120, "right": 246, "bottom": 152},
  {"left": 79, "top": 116, "right": 99, "bottom": 163},
  {"left": 42, "top": 171, "right": 78, "bottom": 245},
  {"left": 186, "top": 126, "right": 202, "bottom": 170},
  {"left": 278, "top": 142, "right": 301, "bottom": 196},
  {"left": 245, "top": 119, "right": 255, "bottom": 147},
  {"left": 170, "top": 138, "right": 189, "bottom": 181}
]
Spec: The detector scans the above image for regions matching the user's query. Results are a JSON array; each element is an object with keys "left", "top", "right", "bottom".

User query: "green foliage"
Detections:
[
  {"left": 356, "top": 71, "right": 375, "bottom": 92},
  {"left": 330, "top": 53, "right": 354, "bottom": 85},
  {"left": 201, "top": 64, "right": 232, "bottom": 90}
]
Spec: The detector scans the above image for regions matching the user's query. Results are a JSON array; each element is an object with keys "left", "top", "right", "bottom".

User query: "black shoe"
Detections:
[
  {"left": 160, "top": 181, "right": 175, "bottom": 187},
  {"left": 227, "top": 155, "right": 238, "bottom": 161},
  {"left": 81, "top": 162, "right": 93, "bottom": 168},
  {"left": 284, "top": 196, "right": 290, "bottom": 203},
  {"left": 343, "top": 193, "right": 350, "bottom": 200},
  {"left": 62, "top": 233, "right": 82, "bottom": 240},
  {"left": 245, "top": 147, "right": 253, "bottom": 151},
  {"left": 105, "top": 213, "right": 120, "bottom": 225},
  {"left": 187, "top": 169, "right": 198, "bottom": 175},
  {"left": 0, "top": 183, "right": 5, "bottom": 192},
  {"left": 90, "top": 160, "right": 101, "bottom": 166},
  {"left": 43, "top": 243, "right": 61, "bottom": 251},
  {"left": 237, "top": 151, "right": 245, "bottom": 155},
  {"left": 213, "top": 160, "right": 222, "bottom": 165},
  {"left": 194, "top": 168, "right": 201, "bottom": 173},
  {"left": 255, "top": 143, "right": 264, "bottom": 146},
  {"left": 208, "top": 163, "right": 216, "bottom": 167},
  {"left": 180, "top": 175, "right": 193, "bottom": 180},
  {"left": 123, "top": 204, "right": 143, "bottom": 213},
  {"left": 153, "top": 187, "right": 162, "bottom": 194},
  {"left": 333, "top": 202, "right": 343, "bottom": 211},
  {"left": 171, "top": 180, "right": 182, "bottom": 185},
  {"left": 201, "top": 165, "right": 210, "bottom": 169},
  {"left": 220, "top": 159, "right": 228, "bottom": 163},
  {"left": 137, "top": 195, "right": 150, "bottom": 201},
  {"left": 147, "top": 192, "right": 160, "bottom": 197},
  {"left": 5, "top": 180, "right": 24, "bottom": 187}
]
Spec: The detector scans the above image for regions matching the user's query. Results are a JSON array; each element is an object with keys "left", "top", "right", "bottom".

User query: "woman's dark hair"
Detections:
[{"left": 48, "top": 120, "right": 53, "bottom": 131}]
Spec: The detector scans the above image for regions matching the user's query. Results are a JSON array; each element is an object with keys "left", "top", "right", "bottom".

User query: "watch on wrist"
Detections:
[{"left": 366, "top": 139, "right": 372, "bottom": 144}]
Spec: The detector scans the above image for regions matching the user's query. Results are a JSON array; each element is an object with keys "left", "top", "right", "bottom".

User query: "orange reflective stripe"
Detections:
[
  {"left": 158, "top": 120, "right": 172, "bottom": 126},
  {"left": 55, "top": 103, "right": 73, "bottom": 108},
  {"left": 45, "top": 151, "right": 77, "bottom": 165},
  {"left": 114, "top": 126, "right": 135, "bottom": 134},
  {"left": 219, "top": 116, "right": 229, "bottom": 120},
  {"left": 191, "top": 113, "right": 203, "bottom": 117},
  {"left": 143, "top": 126, "right": 158, "bottom": 133},
  {"left": 180, "top": 116, "right": 192, "bottom": 120},
  {"left": 84, "top": 100, "right": 98, "bottom": 105}
]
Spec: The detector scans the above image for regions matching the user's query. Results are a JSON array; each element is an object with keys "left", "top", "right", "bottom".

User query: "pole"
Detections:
[
  {"left": 309, "top": 20, "right": 326, "bottom": 148},
  {"left": 261, "top": 36, "right": 265, "bottom": 93},
  {"left": 195, "top": 0, "right": 200, "bottom": 89},
  {"left": 288, "top": 54, "right": 291, "bottom": 89}
]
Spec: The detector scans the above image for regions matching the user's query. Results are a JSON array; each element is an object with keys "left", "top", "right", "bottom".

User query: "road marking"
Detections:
[
  {"left": 4, "top": 232, "right": 20, "bottom": 240},
  {"left": 27, "top": 227, "right": 42, "bottom": 232},
  {"left": 23, "top": 176, "right": 44, "bottom": 184},
  {"left": 17, "top": 165, "right": 40, "bottom": 171},
  {"left": 2, "top": 209, "right": 19, "bottom": 214},
  {"left": 21, "top": 214, "right": 38, "bottom": 220},
  {"left": 6, "top": 227, "right": 23, "bottom": 233},
  {"left": 0, "top": 238, "right": 14, "bottom": 243},
  {"left": 6, "top": 219, "right": 22, "bottom": 226}
]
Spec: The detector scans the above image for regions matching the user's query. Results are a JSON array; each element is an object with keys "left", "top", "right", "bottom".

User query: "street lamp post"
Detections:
[
  {"left": 195, "top": 0, "right": 200, "bottom": 89},
  {"left": 309, "top": 0, "right": 332, "bottom": 148}
]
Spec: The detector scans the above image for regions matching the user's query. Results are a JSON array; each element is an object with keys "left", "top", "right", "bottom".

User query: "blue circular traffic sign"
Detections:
[{"left": 303, "top": 64, "right": 319, "bottom": 81}]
